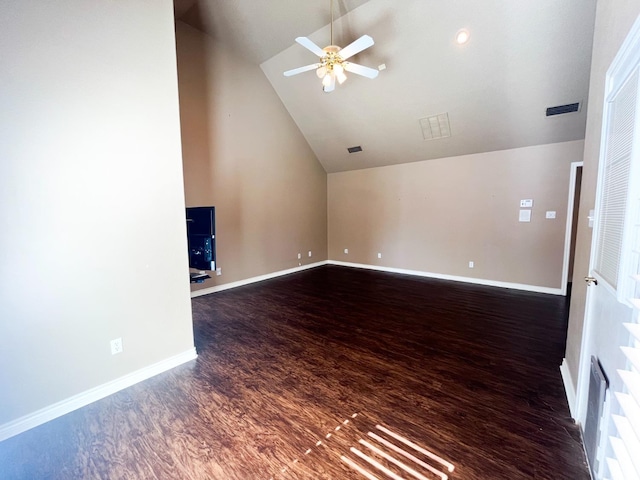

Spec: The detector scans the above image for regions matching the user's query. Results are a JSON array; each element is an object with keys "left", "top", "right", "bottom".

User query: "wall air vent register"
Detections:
[
  {"left": 419, "top": 113, "right": 451, "bottom": 140},
  {"left": 546, "top": 102, "right": 581, "bottom": 116}
]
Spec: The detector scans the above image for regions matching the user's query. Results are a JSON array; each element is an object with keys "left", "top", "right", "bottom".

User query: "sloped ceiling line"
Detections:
[{"left": 176, "top": 0, "right": 596, "bottom": 173}]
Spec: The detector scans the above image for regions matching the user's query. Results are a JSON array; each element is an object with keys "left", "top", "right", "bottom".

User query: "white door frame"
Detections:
[{"left": 560, "top": 161, "right": 584, "bottom": 296}]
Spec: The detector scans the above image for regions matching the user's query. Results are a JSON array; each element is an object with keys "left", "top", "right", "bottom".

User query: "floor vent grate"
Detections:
[{"left": 584, "top": 356, "right": 608, "bottom": 478}]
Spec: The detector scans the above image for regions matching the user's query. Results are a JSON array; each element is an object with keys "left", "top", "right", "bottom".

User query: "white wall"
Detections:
[
  {"left": 329, "top": 141, "right": 584, "bottom": 291},
  {"left": 175, "top": 22, "right": 327, "bottom": 292},
  {"left": 0, "top": 0, "right": 195, "bottom": 432}
]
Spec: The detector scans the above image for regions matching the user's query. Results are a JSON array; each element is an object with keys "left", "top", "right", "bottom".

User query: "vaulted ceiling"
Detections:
[{"left": 174, "top": 0, "right": 597, "bottom": 173}]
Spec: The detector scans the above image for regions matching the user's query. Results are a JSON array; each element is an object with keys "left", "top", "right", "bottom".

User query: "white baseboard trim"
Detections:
[
  {"left": 190, "top": 261, "right": 329, "bottom": 298},
  {"left": 327, "top": 261, "right": 564, "bottom": 295},
  {"left": 0, "top": 348, "right": 197, "bottom": 442},
  {"left": 560, "top": 358, "right": 577, "bottom": 419},
  {"left": 190, "top": 260, "right": 563, "bottom": 299}
]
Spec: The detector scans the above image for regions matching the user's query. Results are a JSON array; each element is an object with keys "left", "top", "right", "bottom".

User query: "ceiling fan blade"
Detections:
[
  {"left": 284, "top": 63, "right": 321, "bottom": 77},
  {"left": 344, "top": 62, "right": 379, "bottom": 79},
  {"left": 338, "top": 35, "right": 374, "bottom": 61},
  {"left": 295, "top": 37, "right": 326, "bottom": 57}
]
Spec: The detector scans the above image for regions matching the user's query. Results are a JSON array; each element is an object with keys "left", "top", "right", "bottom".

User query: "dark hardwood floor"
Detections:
[{"left": 0, "top": 266, "right": 589, "bottom": 479}]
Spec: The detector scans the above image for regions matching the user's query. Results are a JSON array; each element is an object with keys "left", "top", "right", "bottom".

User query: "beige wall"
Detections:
[
  {"left": 564, "top": 0, "right": 640, "bottom": 388},
  {"left": 329, "top": 141, "right": 584, "bottom": 289},
  {"left": 175, "top": 22, "right": 327, "bottom": 291},
  {"left": 0, "top": 1, "right": 194, "bottom": 426}
]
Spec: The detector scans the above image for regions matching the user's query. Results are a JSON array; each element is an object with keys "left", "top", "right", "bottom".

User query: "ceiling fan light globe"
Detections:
[
  {"left": 337, "top": 72, "right": 347, "bottom": 84},
  {"left": 322, "top": 74, "right": 332, "bottom": 87},
  {"left": 316, "top": 66, "right": 327, "bottom": 78},
  {"left": 334, "top": 63, "right": 344, "bottom": 75}
]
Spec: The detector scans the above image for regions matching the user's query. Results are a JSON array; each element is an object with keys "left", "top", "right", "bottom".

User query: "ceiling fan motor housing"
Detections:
[{"left": 319, "top": 46, "right": 344, "bottom": 74}]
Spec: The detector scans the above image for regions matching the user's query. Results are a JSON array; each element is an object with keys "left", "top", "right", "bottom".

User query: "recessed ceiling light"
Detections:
[{"left": 456, "top": 29, "right": 470, "bottom": 45}]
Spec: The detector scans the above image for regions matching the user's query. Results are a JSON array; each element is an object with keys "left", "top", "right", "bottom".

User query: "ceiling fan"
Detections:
[{"left": 283, "top": 0, "right": 379, "bottom": 93}]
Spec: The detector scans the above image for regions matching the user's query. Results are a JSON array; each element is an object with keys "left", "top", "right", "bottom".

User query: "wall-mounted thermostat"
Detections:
[{"left": 520, "top": 199, "right": 534, "bottom": 208}]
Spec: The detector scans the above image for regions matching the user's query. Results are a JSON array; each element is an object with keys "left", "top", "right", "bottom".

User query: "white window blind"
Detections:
[
  {"left": 606, "top": 320, "right": 640, "bottom": 480},
  {"left": 605, "top": 178, "right": 640, "bottom": 480},
  {"left": 594, "top": 69, "right": 637, "bottom": 289}
]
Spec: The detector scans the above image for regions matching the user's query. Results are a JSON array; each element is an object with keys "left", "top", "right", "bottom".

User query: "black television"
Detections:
[{"left": 186, "top": 206, "right": 215, "bottom": 271}]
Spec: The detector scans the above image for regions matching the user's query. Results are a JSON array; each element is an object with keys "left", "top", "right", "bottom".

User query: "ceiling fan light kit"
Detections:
[{"left": 283, "top": 0, "right": 379, "bottom": 93}]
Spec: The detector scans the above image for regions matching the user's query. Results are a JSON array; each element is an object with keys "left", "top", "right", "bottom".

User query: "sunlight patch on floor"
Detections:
[{"left": 268, "top": 412, "right": 455, "bottom": 479}]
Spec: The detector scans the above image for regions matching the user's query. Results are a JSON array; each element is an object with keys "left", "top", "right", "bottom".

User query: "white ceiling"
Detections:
[
  {"left": 175, "top": 0, "right": 597, "bottom": 173},
  {"left": 174, "top": 0, "right": 371, "bottom": 64}
]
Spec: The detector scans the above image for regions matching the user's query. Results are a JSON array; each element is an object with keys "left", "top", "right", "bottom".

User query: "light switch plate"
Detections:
[
  {"left": 545, "top": 211, "right": 556, "bottom": 219},
  {"left": 519, "top": 209, "right": 532, "bottom": 222}
]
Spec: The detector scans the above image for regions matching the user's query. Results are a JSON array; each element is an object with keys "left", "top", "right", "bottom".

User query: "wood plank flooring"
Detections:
[{"left": 0, "top": 265, "right": 589, "bottom": 479}]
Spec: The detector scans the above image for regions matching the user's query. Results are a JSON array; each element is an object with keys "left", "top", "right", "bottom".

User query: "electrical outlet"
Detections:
[
  {"left": 469, "top": 261, "right": 474, "bottom": 268},
  {"left": 308, "top": 251, "right": 312, "bottom": 257},
  {"left": 110, "top": 338, "right": 123, "bottom": 355},
  {"left": 344, "top": 248, "right": 348, "bottom": 254},
  {"left": 377, "top": 253, "right": 382, "bottom": 259},
  {"left": 297, "top": 253, "right": 301, "bottom": 259}
]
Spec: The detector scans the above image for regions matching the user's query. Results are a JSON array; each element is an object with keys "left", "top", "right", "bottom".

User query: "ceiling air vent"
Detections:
[
  {"left": 546, "top": 102, "right": 581, "bottom": 116},
  {"left": 347, "top": 146, "right": 363, "bottom": 153},
  {"left": 419, "top": 113, "right": 451, "bottom": 140}
]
